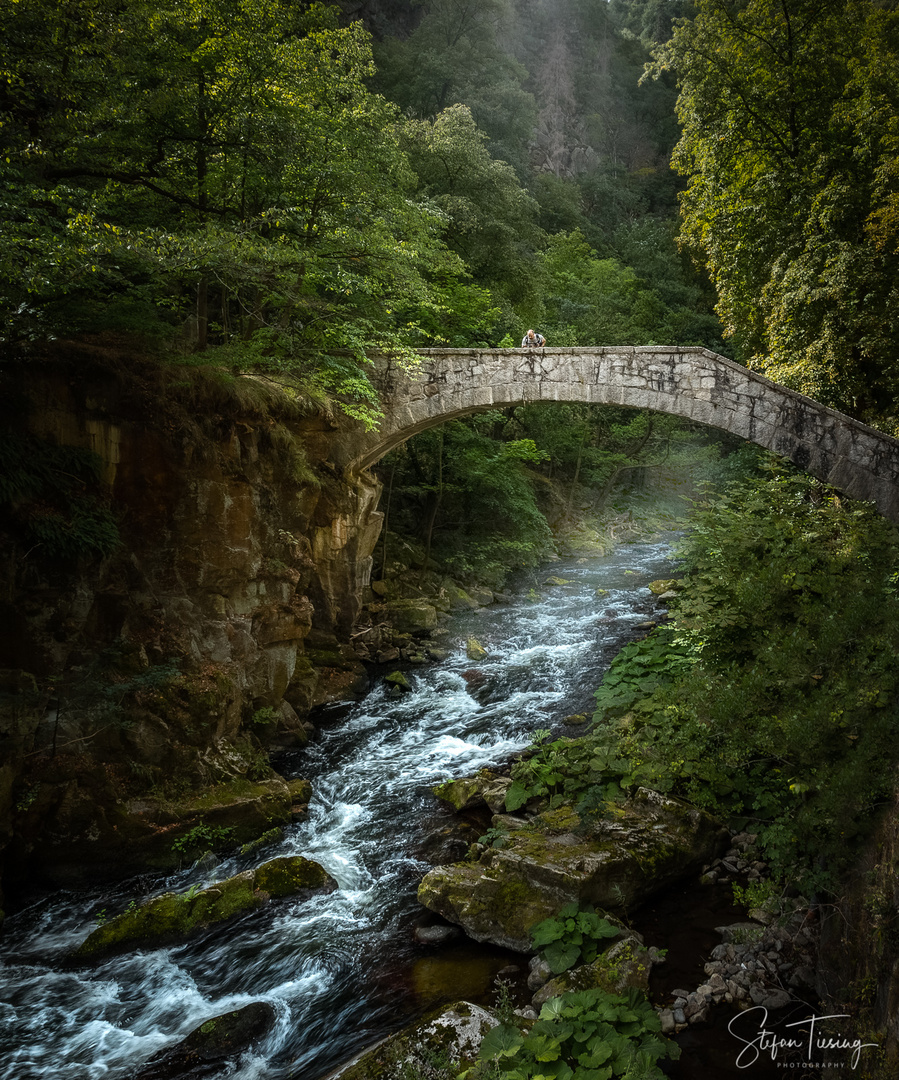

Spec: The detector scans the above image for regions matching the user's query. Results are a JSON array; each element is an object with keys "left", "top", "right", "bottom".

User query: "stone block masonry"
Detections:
[{"left": 340, "top": 347, "right": 899, "bottom": 524}]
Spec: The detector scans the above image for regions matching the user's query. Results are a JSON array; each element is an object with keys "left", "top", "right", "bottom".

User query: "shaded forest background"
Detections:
[
  {"left": 5, "top": 6, "right": 899, "bottom": 1048},
  {"left": 5, "top": 0, "right": 899, "bottom": 580}
]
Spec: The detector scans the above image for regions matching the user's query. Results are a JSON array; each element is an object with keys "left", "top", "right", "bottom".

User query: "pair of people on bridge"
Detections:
[{"left": 521, "top": 329, "right": 546, "bottom": 348}]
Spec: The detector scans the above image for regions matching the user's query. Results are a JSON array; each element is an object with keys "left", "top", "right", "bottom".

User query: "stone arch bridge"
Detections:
[{"left": 335, "top": 346, "right": 899, "bottom": 523}]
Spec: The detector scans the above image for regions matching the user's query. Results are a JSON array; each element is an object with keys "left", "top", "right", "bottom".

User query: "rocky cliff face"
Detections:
[{"left": 0, "top": 347, "right": 381, "bottom": 904}]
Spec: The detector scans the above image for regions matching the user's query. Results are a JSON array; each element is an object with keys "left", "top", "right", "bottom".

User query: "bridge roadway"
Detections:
[{"left": 339, "top": 346, "right": 899, "bottom": 523}]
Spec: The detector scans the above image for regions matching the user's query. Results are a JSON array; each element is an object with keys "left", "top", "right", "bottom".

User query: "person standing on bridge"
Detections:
[{"left": 521, "top": 329, "right": 546, "bottom": 348}]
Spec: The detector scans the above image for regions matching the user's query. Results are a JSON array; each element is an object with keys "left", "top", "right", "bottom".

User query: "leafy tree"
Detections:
[
  {"left": 401, "top": 104, "right": 543, "bottom": 312},
  {"left": 592, "top": 460, "right": 899, "bottom": 890},
  {"left": 0, "top": 0, "right": 466, "bottom": 421},
  {"left": 380, "top": 416, "right": 553, "bottom": 584},
  {"left": 653, "top": 0, "right": 899, "bottom": 422},
  {"left": 371, "top": 0, "right": 537, "bottom": 172},
  {"left": 526, "top": 228, "right": 721, "bottom": 348}
]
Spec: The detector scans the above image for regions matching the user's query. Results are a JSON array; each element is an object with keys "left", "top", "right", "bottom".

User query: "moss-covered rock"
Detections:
[
  {"left": 75, "top": 855, "right": 336, "bottom": 959},
  {"left": 418, "top": 787, "right": 727, "bottom": 952},
  {"left": 532, "top": 935, "right": 653, "bottom": 1005},
  {"left": 648, "top": 579, "right": 679, "bottom": 595},
  {"left": 466, "top": 637, "right": 488, "bottom": 661},
  {"left": 332, "top": 1000, "right": 500, "bottom": 1080},
  {"left": 287, "top": 777, "right": 312, "bottom": 805},
  {"left": 239, "top": 826, "right": 284, "bottom": 857},
  {"left": 383, "top": 599, "right": 438, "bottom": 635},
  {"left": 384, "top": 670, "right": 412, "bottom": 692},
  {"left": 254, "top": 855, "right": 337, "bottom": 899},
  {"left": 135, "top": 1001, "right": 276, "bottom": 1080},
  {"left": 433, "top": 771, "right": 511, "bottom": 814}
]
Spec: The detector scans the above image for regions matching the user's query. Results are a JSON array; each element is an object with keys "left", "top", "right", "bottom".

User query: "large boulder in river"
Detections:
[
  {"left": 418, "top": 789, "right": 727, "bottom": 952},
  {"left": 135, "top": 1002, "right": 276, "bottom": 1080},
  {"left": 382, "top": 599, "right": 438, "bottom": 635},
  {"left": 330, "top": 1000, "right": 499, "bottom": 1080},
  {"left": 75, "top": 855, "right": 336, "bottom": 959},
  {"left": 433, "top": 770, "right": 511, "bottom": 813}
]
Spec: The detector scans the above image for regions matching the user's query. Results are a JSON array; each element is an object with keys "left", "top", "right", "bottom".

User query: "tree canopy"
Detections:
[{"left": 653, "top": 0, "right": 899, "bottom": 424}]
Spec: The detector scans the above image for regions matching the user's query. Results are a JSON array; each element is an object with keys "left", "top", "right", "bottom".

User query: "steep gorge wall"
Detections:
[{"left": 0, "top": 352, "right": 381, "bottom": 902}]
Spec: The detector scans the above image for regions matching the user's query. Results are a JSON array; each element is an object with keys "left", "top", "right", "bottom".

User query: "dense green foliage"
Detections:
[
  {"left": 591, "top": 461, "right": 899, "bottom": 891},
  {"left": 530, "top": 903, "right": 622, "bottom": 975},
  {"left": 653, "top": 0, "right": 899, "bottom": 423},
  {"left": 472, "top": 987, "right": 680, "bottom": 1080},
  {"left": 0, "top": 432, "right": 119, "bottom": 559},
  {"left": 378, "top": 404, "right": 730, "bottom": 585},
  {"left": 2, "top": 0, "right": 727, "bottom": 418},
  {"left": 0, "top": 0, "right": 471, "bottom": 419}
]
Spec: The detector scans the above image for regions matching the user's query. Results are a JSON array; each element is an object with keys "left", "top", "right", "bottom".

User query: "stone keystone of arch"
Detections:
[{"left": 339, "top": 346, "right": 899, "bottom": 523}]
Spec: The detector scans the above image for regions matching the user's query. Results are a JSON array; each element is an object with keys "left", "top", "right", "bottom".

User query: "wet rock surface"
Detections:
[
  {"left": 328, "top": 1000, "right": 500, "bottom": 1080},
  {"left": 75, "top": 855, "right": 336, "bottom": 959},
  {"left": 134, "top": 1001, "right": 276, "bottom": 1080},
  {"left": 418, "top": 788, "right": 727, "bottom": 951}
]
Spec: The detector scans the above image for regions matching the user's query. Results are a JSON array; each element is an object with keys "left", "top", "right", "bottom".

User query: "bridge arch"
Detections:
[{"left": 350, "top": 346, "right": 899, "bottom": 523}]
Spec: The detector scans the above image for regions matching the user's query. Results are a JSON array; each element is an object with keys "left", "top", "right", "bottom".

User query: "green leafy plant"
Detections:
[
  {"left": 171, "top": 822, "right": 236, "bottom": 857},
  {"left": 530, "top": 903, "right": 621, "bottom": 974},
  {"left": 478, "top": 826, "right": 509, "bottom": 850},
  {"left": 471, "top": 986, "right": 680, "bottom": 1080},
  {"left": 590, "top": 465, "right": 899, "bottom": 892},
  {"left": 503, "top": 730, "right": 635, "bottom": 815}
]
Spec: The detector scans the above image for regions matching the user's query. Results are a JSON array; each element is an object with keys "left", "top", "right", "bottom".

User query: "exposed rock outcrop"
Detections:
[
  {"left": 419, "top": 789, "right": 727, "bottom": 951},
  {"left": 135, "top": 1001, "right": 277, "bottom": 1080},
  {"left": 0, "top": 352, "right": 381, "bottom": 895},
  {"left": 328, "top": 1000, "right": 499, "bottom": 1080}
]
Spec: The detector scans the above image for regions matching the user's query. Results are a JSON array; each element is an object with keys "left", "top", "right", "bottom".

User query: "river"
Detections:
[{"left": 0, "top": 539, "right": 679, "bottom": 1079}]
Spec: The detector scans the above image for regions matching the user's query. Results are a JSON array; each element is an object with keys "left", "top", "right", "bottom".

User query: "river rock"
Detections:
[
  {"left": 531, "top": 935, "right": 653, "bottom": 1006},
  {"left": 328, "top": 1000, "right": 499, "bottom": 1080},
  {"left": 382, "top": 599, "right": 438, "bottom": 635},
  {"left": 648, "top": 579, "right": 678, "bottom": 595},
  {"left": 466, "top": 637, "right": 488, "bottom": 661},
  {"left": 75, "top": 855, "right": 336, "bottom": 959},
  {"left": 418, "top": 789, "right": 727, "bottom": 951},
  {"left": 384, "top": 670, "right": 412, "bottom": 692},
  {"left": 432, "top": 771, "right": 511, "bottom": 813},
  {"left": 135, "top": 1002, "right": 276, "bottom": 1080},
  {"left": 413, "top": 923, "right": 461, "bottom": 945}
]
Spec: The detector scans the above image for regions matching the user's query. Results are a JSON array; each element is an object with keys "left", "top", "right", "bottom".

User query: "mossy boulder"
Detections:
[
  {"left": 331, "top": 1000, "right": 500, "bottom": 1080},
  {"left": 433, "top": 771, "right": 511, "bottom": 814},
  {"left": 466, "top": 637, "right": 488, "bottom": 661},
  {"left": 648, "top": 579, "right": 679, "bottom": 595},
  {"left": 532, "top": 935, "right": 653, "bottom": 1006},
  {"left": 254, "top": 854, "right": 336, "bottom": 899},
  {"left": 383, "top": 599, "right": 438, "bottom": 635},
  {"left": 75, "top": 855, "right": 336, "bottom": 960},
  {"left": 135, "top": 1001, "right": 276, "bottom": 1080},
  {"left": 418, "top": 788, "right": 727, "bottom": 952},
  {"left": 287, "top": 777, "right": 312, "bottom": 806},
  {"left": 441, "top": 581, "right": 479, "bottom": 610},
  {"left": 384, "top": 670, "right": 412, "bottom": 692}
]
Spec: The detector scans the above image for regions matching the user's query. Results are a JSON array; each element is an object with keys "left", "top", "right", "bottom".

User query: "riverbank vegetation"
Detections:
[{"left": 500, "top": 452, "right": 899, "bottom": 899}]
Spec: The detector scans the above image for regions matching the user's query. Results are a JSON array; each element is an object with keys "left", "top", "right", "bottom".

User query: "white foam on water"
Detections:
[{"left": 0, "top": 541, "right": 680, "bottom": 1080}]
